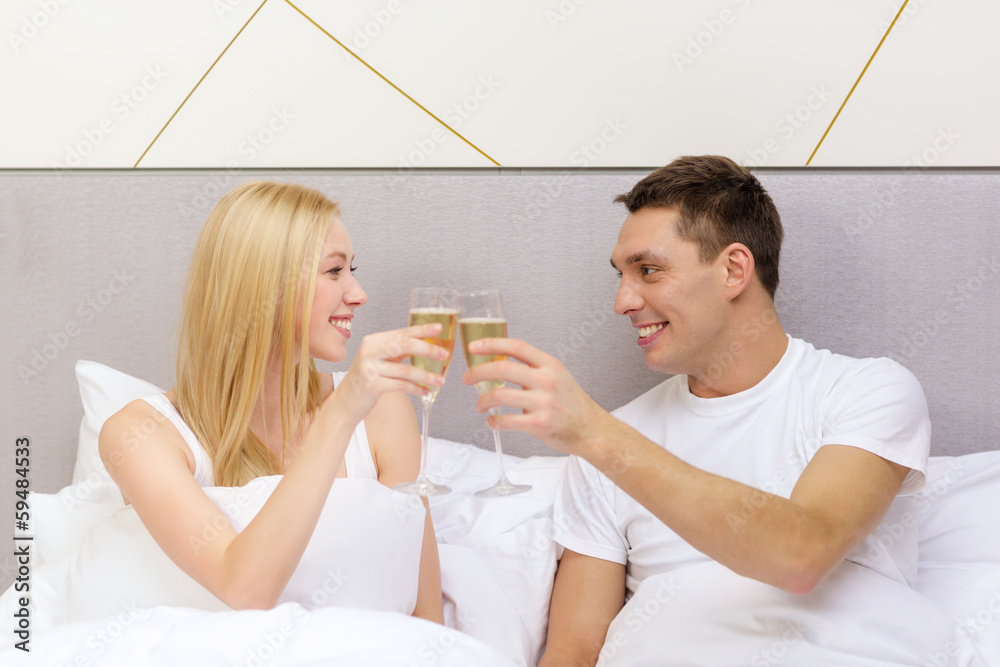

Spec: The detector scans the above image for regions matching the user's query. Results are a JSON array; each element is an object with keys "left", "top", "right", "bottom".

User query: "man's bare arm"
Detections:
[
  {"left": 539, "top": 550, "right": 626, "bottom": 667},
  {"left": 466, "top": 338, "right": 909, "bottom": 594}
]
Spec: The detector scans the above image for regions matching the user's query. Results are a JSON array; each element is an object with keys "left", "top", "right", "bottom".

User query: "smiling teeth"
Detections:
[
  {"left": 639, "top": 323, "right": 664, "bottom": 338},
  {"left": 331, "top": 319, "right": 351, "bottom": 331}
]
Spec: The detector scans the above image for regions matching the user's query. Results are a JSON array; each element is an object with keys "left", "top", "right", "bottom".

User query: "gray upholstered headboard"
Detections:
[{"left": 3, "top": 168, "right": 999, "bottom": 506}]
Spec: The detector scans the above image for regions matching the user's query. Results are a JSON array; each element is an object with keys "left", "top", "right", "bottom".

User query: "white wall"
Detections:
[{"left": 3, "top": 0, "right": 996, "bottom": 168}]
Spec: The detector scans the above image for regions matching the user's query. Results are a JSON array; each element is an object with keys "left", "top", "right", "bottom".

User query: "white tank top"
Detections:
[{"left": 140, "top": 371, "right": 378, "bottom": 486}]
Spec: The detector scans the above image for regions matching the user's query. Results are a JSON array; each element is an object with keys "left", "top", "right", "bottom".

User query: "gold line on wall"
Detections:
[
  {"left": 806, "top": 0, "right": 910, "bottom": 166},
  {"left": 133, "top": 0, "right": 269, "bottom": 167},
  {"left": 285, "top": 0, "right": 501, "bottom": 167}
]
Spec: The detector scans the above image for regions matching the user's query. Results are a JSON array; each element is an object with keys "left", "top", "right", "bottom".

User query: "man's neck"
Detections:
[{"left": 688, "top": 307, "right": 788, "bottom": 399}]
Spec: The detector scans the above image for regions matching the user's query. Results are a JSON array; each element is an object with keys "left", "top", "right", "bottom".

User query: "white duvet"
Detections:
[{"left": 2, "top": 603, "right": 514, "bottom": 667}]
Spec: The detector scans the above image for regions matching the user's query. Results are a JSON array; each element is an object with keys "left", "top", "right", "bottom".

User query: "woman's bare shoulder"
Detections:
[{"left": 99, "top": 396, "right": 195, "bottom": 478}]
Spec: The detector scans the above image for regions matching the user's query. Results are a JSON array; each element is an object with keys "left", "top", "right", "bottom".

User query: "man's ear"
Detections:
[{"left": 720, "top": 243, "right": 755, "bottom": 299}]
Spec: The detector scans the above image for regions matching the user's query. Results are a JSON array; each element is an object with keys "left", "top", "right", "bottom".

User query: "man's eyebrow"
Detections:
[{"left": 611, "top": 250, "right": 669, "bottom": 270}]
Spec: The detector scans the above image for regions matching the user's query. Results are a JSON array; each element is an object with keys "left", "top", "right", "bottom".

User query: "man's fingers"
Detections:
[
  {"left": 464, "top": 358, "right": 540, "bottom": 389},
  {"left": 466, "top": 337, "right": 553, "bottom": 368},
  {"left": 483, "top": 410, "right": 539, "bottom": 436},
  {"left": 475, "top": 385, "right": 538, "bottom": 414}
]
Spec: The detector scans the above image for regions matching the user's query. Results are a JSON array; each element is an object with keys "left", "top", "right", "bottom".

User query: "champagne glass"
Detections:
[
  {"left": 459, "top": 290, "right": 532, "bottom": 498},
  {"left": 394, "top": 288, "right": 458, "bottom": 496}
]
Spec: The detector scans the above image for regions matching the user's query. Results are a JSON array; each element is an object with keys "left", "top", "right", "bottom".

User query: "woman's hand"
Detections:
[{"left": 332, "top": 323, "right": 449, "bottom": 421}]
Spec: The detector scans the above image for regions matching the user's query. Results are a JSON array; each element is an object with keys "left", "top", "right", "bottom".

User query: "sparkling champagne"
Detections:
[
  {"left": 409, "top": 308, "right": 457, "bottom": 399},
  {"left": 459, "top": 317, "right": 507, "bottom": 393}
]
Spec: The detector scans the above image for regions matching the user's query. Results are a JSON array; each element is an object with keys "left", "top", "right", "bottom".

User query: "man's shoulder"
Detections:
[{"left": 791, "top": 337, "right": 920, "bottom": 389}]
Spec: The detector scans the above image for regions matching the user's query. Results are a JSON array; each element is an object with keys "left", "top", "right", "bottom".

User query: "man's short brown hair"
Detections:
[{"left": 615, "top": 155, "right": 783, "bottom": 298}]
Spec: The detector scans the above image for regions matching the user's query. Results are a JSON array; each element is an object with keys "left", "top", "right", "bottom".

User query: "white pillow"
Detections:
[
  {"left": 73, "top": 360, "right": 164, "bottom": 486},
  {"left": 917, "top": 562, "right": 1000, "bottom": 664},
  {"left": 428, "top": 439, "right": 566, "bottom": 667},
  {"left": 221, "top": 477, "right": 425, "bottom": 614},
  {"left": 918, "top": 451, "right": 1000, "bottom": 564},
  {"left": 19, "top": 477, "right": 425, "bottom": 630},
  {"left": 29, "top": 485, "right": 121, "bottom": 566}
]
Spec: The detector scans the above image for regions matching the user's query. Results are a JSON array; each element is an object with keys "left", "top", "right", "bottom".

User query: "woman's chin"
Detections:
[{"left": 309, "top": 345, "right": 347, "bottom": 365}]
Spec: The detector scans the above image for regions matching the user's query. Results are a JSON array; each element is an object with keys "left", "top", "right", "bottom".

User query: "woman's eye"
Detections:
[{"left": 327, "top": 265, "right": 357, "bottom": 277}]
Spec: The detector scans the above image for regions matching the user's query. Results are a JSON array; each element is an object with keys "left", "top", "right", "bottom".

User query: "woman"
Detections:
[{"left": 99, "top": 180, "right": 446, "bottom": 621}]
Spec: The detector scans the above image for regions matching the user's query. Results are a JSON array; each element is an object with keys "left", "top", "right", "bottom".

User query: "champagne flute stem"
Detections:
[
  {"left": 419, "top": 395, "right": 432, "bottom": 478},
  {"left": 488, "top": 407, "right": 508, "bottom": 478}
]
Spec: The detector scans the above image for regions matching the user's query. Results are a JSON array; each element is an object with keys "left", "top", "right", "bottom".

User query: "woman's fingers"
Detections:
[{"left": 365, "top": 324, "right": 448, "bottom": 362}]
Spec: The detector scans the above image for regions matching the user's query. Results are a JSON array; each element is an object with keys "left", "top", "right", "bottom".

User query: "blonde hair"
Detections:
[{"left": 175, "top": 181, "right": 339, "bottom": 486}]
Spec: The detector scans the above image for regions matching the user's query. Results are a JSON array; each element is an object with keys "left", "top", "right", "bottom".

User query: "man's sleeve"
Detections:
[
  {"left": 552, "top": 455, "right": 629, "bottom": 564},
  {"left": 821, "top": 357, "right": 931, "bottom": 494}
]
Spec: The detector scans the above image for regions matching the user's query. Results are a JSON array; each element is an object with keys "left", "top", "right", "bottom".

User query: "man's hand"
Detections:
[{"left": 461, "top": 337, "right": 613, "bottom": 456}]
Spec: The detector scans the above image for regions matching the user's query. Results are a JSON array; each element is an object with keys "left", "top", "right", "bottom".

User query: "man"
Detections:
[{"left": 463, "top": 156, "right": 957, "bottom": 665}]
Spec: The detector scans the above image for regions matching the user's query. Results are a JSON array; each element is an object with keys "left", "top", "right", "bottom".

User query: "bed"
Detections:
[
  {"left": 1, "top": 360, "right": 998, "bottom": 665},
  {"left": 3, "top": 169, "right": 1000, "bottom": 664}
]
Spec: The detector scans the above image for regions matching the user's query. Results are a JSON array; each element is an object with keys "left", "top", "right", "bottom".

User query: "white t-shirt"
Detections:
[
  {"left": 140, "top": 371, "right": 378, "bottom": 486},
  {"left": 553, "top": 336, "right": 931, "bottom": 595}
]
